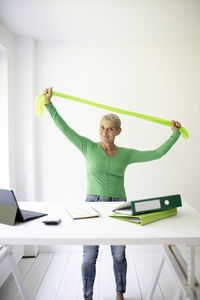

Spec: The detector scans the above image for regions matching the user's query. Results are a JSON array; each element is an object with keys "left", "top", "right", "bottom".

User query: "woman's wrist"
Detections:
[{"left": 45, "top": 101, "right": 52, "bottom": 106}]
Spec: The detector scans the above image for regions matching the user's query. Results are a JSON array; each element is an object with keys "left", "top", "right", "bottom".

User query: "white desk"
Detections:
[{"left": 0, "top": 201, "right": 200, "bottom": 300}]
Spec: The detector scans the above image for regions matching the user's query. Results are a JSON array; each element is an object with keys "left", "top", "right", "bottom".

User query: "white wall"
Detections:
[
  {"left": 1, "top": 14, "right": 200, "bottom": 214},
  {"left": 15, "top": 37, "right": 36, "bottom": 202},
  {"left": 0, "top": 22, "right": 37, "bottom": 202},
  {"left": 35, "top": 40, "right": 200, "bottom": 211},
  {"left": 0, "top": 20, "right": 17, "bottom": 190},
  {"left": 0, "top": 48, "right": 9, "bottom": 188},
  {"left": 0, "top": 20, "right": 24, "bottom": 285}
]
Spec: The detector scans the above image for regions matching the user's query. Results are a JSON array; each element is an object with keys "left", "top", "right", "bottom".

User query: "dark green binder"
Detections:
[{"left": 112, "top": 194, "right": 182, "bottom": 215}]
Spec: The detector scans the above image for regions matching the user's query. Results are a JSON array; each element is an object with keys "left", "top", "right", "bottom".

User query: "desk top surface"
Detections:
[{"left": 0, "top": 201, "right": 200, "bottom": 245}]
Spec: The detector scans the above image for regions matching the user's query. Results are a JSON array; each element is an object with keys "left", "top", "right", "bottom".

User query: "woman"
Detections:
[{"left": 43, "top": 87, "right": 181, "bottom": 300}]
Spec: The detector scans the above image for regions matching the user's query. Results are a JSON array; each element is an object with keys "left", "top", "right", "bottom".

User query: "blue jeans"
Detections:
[{"left": 82, "top": 194, "right": 127, "bottom": 299}]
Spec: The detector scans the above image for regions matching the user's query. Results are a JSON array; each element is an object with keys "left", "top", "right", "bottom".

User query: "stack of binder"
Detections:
[{"left": 110, "top": 194, "right": 182, "bottom": 226}]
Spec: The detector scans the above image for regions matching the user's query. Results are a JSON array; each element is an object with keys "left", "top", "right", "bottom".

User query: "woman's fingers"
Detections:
[
  {"left": 171, "top": 120, "right": 181, "bottom": 131},
  {"left": 175, "top": 121, "right": 181, "bottom": 128},
  {"left": 42, "top": 87, "right": 53, "bottom": 97},
  {"left": 42, "top": 88, "right": 47, "bottom": 95}
]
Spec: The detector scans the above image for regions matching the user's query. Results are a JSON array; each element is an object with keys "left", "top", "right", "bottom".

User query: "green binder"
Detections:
[
  {"left": 112, "top": 194, "right": 182, "bottom": 215},
  {"left": 110, "top": 207, "right": 177, "bottom": 226}
]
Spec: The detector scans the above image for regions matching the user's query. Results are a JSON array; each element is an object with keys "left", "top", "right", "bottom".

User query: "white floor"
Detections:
[{"left": 0, "top": 246, "right": 200, "bottom": 300}]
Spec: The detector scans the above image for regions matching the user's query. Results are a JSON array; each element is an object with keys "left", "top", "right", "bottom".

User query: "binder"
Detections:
[
  {"left": 110, "top": 207, "right": 177, "bottom": 226},
  {"left": 112, "top": 194, "right": 182, "bottom": 215}
]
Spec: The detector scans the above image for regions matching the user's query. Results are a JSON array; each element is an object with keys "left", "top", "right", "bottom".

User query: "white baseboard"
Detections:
[
  {"left": 38, "top": 244, "right": 163, "bottom": 253},
  {"left": 38, "top": 244, "right": 200, "bottom": 256},
  {"left": 23, "top": 245, "right": 39, "bottom": 257}
]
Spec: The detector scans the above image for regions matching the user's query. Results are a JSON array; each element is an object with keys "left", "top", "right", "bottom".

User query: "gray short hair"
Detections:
[{"left": 101, "top": 113, "right": 121, "bottom": 130}]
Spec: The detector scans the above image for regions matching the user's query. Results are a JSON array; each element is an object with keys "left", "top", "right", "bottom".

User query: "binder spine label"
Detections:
[{"left": 134, "top": 200, "right": 161, "bottom": 212}]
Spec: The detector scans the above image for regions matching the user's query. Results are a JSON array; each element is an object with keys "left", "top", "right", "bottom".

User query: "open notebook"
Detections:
[{"left": 67, "top": 205, "right": 100, "bottom": 220}]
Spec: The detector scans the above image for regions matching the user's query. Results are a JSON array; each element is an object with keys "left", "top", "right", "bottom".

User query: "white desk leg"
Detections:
[
  {"left": 146, "top": 254, "right": 166, "bottom": 300},
  {"left": 4, "top": 246, "right": 29, "bottom": 300},
  {"left": 163, "top": 245, "right": 199, "bottom": 300},
  {"left": 173, "top": 286, "right": 184, "bottom": 300},
  {"left": 186, "top": 245, "right": 195, "bottom": 287},
  {"left": 186, "top": 245, "right": 200, "bottom": 300}
]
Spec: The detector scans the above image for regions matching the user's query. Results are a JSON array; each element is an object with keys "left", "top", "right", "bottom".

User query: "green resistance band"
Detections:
[{"left": 35, "top": 91, "right": 189, "bottom": 139}]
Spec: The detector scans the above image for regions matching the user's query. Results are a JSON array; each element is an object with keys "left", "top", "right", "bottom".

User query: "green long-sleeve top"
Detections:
[{"left": 46, "top": 103, "right": 180, "bottom": 198}]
